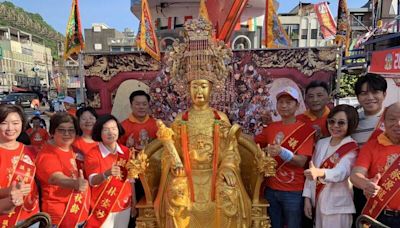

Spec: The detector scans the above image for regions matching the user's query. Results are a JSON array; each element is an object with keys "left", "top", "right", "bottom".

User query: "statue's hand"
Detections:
[
  {"left": 172, "top": 167, "right": 186, "bottom": 177},
  {"left": 220, "top": 170, "right": 236, "bottom": 187}
]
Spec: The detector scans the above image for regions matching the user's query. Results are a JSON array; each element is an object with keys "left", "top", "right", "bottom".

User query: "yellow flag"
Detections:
[{"left": 199, "top": 0, "right": 210, "bottom": 21}]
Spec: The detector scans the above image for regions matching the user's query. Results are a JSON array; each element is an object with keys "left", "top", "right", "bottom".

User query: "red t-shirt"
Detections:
[
  {"left": 26, "top": 128, "right": 49, "bottom": 148},
  {"left": 72, "top": 137, "right": 98, "bottom": 171},
  {"left": 84, "top": 143, "right": 132, "bottom": 212},
  {"left": 255, "top": 121, "right": 315, "bottom": 191},
  {"left": 297, "top": 106, "right": 330, "bottom": 138},
  {"left": 35, "top": 143, "right": 90, "bottom": 224},
  {"left": 355, "top": 133, "right": 400, "bottom": 210},
  {"left": 119, "top": 115, "right": 158, "bottom": 150},
  {"left": 0, "top": 143, "right": 39, "bottom": 222}
]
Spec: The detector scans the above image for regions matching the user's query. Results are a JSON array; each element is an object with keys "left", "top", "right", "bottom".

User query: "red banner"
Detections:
[
  {"left": 314, "top": 2, "right": 336, "bottom": 40},
  {"left": 369, "top": 47, "right": 400, "bottom": 75}
]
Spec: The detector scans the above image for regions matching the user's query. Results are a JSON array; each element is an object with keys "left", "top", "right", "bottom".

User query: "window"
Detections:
[
  {"left": 311, "top": 29, "right": 318, "bottom": 39},
  {"left": 93, "top": 26, "right": 102, "bottom": 32},
  {"left": 123, "top": 47, "right": 132, "bottom": 52},
  {"left": 282, "top": 24, "right": 299, "bottom": 40},
  {"left": 301, "top": 29, "right": 308, "bottom": 39},
  {"left": 94, "top": 43, "right": 102, "bottom": 50},
  {"left": 111, "top": 47, "right": 121, "bottom": 52}
]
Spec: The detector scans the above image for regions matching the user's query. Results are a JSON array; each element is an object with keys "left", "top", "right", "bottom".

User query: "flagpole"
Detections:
[{"left": 78, "top": 52, "right": 85, "bottom": 105}]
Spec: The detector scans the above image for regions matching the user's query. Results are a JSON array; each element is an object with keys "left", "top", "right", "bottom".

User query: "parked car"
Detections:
[{"left": 0, "top": 92, "right": 39, "bottom": 108}]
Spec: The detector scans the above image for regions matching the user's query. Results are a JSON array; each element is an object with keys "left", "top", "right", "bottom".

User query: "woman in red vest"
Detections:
[
  {"left": 35, "top": 112, "right": 90, "bottom": 227},
  {"left": 0, "top": 104, "right": 39, "bottom": 226}
]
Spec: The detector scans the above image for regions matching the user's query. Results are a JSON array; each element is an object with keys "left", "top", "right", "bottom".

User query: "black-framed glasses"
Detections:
[
  {"left": 56, "top": 128, "right": 76, "bottom": 135},
  {"left": 327, "top": 118, "right": 347, "bottom": 127}
]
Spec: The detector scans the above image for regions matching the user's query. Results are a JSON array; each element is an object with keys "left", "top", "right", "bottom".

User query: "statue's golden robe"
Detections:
[{"left": 154, "top": 108, "right": 252, "bottom": 228}]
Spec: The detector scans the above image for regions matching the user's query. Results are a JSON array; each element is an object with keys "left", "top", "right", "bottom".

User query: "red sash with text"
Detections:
[
  {"left": 85, "top": 150, "right": 130, "bottom": 228},
  {"left": 58, "top": 188, "right": 89, "bottom": 227},
  {"left": 0, "top": 146, "right": 36, "bottom": 227},
  {"left": 315, "top": 142, "right": 358, "bottom": 201},
  {"left": 362, "top": 155, "right": 400, "bottom": 219},
  {"left": 277, "top": 123, "right": 316, "bottom": 170}
]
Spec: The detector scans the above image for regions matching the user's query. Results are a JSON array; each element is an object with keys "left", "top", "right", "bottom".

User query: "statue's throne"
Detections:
[{"left": 135, "top": 135, "right": 272, "bottom": 228}]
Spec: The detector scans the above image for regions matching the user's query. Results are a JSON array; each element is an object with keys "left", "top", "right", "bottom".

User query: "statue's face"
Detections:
[{"left": 190, "top": 79, "right": 212, "bottom": 106}]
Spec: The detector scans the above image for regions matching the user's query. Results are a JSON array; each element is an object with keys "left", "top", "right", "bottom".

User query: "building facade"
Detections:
[
  {"left": 130, "top": 0, "right": 332, "bottom": 50},
  {"left": 84, "top": 23, "right": 137, "bottom": 53},
  {"left": 0, "top": 26, "right": 52, "bottom": 93}
]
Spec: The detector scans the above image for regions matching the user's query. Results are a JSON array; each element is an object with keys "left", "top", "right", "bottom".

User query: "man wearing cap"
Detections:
[
  {"left": 255, "top": 86, "right": 315, "bottom": 228},
  {"left": 350, "top": 102, "right": 400, "bottom": 227},
  {"left": 297, "top": 80, "right": 331, "bottom": 139},
  {"left": 62, "top": 96, "right": 77, "bottom": 116}
]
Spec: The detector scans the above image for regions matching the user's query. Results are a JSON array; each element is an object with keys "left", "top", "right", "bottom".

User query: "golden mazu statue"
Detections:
[{"left": 134, "top": 18, "right": 276, "bottom": 228}]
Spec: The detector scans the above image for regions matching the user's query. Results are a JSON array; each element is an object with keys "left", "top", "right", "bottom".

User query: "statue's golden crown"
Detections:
[{"left": 165, "top": 18, "right": 233, "bottom": 91}]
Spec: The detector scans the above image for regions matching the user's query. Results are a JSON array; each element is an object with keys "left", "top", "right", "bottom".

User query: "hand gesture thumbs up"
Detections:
[{"left": 76, "top": 169, "right": 88, "bottom": 192}]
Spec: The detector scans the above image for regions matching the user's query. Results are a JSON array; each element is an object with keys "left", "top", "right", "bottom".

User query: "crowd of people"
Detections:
[
  {"left": 0, "top": 73, "right": 399, "bottom": 228},
  {"left": 254, "top": 73, "right": 399, "bottom": 228}
]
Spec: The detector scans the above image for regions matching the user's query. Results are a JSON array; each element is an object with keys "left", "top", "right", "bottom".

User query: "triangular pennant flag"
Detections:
[
  {"left": 199, "top": 0, "right": 210, "bottom": 22},
  {"left": 138, "top": 0, "right": 160, "bottom": 61},
  {"left": 64, "top": 0, "right": 84, "bottom": 59}
]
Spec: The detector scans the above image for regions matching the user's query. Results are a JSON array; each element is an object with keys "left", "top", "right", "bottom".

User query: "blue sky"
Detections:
[{"left": 1, "top": 0, "right": 367, "bottom": 35}]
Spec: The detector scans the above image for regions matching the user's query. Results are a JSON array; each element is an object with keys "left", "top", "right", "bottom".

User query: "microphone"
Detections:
[{"left": 274, "top": 131, "right": 284, "bottom": 145}]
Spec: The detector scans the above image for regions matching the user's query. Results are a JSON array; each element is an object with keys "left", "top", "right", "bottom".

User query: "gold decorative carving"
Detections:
[
  {"left": 126, "top": 149, "right": 149, "bottom": 179},
  {"left": 84, "top": 54, "right": 160, "bottom": 81},
  {"left": 252, "top": 48, "right": 338, "bottom": 76}
]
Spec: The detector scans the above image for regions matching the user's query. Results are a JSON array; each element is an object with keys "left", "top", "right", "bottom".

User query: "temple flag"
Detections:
[
  {"left": 64, "top": 0, "right": 84, "bottom": 59},
  {"left": 335, "top": 0, "right": 351, "bottom": 55},
  {"left": 314, "top": 2, "right": 336, "bottom": 39},
  {"left": 199, "top": 0, "right": 210, "bottom": 22},
  {"left": 138, "top": 0, "right": 160, "bottom": 61},
  {"left": 264, "top": 0, "right": 291, "bottom": 48}
]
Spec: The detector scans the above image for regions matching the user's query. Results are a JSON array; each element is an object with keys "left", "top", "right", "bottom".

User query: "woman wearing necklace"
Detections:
[
  {"left": 35, "top": 112, "right": 90, "bottom": 227},
  {"left": 303, "top": 104, "right": 359, "bottom": 228},
  {"left": 84, "top": 115, "right": 135, "bottom": 228},
  {"left": 72, "top": 107, "right": 98, "bottom": 170},
  {"left": 0, "top": 104, "right": 39, "bottom": 226}
]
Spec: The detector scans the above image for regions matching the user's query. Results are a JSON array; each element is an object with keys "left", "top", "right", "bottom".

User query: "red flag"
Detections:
[
  {"left": 138, "top": 0, "right": 160, "bottom": 61},
  {"left": 314, "top": 2, "right": 336, "bottom": 39},
  {"left": 64, "top": 0, "right": 84, "bottom": 59}
]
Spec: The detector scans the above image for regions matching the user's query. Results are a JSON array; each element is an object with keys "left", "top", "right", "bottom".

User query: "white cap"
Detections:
[
  {"left": 62, "top": 96, "right": 75, "bottom": 104},
  {"left": 276, "top": 87, "right": 300, "bottom": 102}
]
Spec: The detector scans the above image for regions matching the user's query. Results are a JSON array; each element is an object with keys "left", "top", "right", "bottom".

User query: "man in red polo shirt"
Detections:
[
  {"left": 119, "top": 90, "right": 157, "bottom": 151},
  {"left": 297, "top": 80, "right": 331, "bottom": 139},
  {"left": 350, "top": 102, "right": 400, "bottom": 227},
  {"left": 118, "top": 90, "right": 157, "bottom": 224}
]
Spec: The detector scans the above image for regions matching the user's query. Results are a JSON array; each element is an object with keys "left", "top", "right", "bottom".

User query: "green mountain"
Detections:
[{"left": 0, "top": 1, "right": 64, "bottom": 59}]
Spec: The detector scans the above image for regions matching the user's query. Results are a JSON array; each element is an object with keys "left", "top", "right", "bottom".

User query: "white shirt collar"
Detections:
[{"left": 99, "top": 142, "right": 124, "bottom": 158}]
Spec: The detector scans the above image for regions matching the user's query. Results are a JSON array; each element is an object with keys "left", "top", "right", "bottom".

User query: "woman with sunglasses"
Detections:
[
  {"left": 0, "top": 104, "right": 39, "bottom": 226},
  {"left": 35, "top": 113, "right": 90, "bottom": 227},
  {"left": 84, "top": 115, "right": 135, "bottom": 228},
  {"left": 303, "top": 104, "right": 359, "bottom": 228},
  {"left": 73, "top": 107, "right": 98, "bottom": 170}
]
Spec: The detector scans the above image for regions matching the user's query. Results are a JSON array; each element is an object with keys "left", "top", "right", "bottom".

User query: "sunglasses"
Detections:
[{"left": 327, "top": 118, "right": 347, "bottom": 127}]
